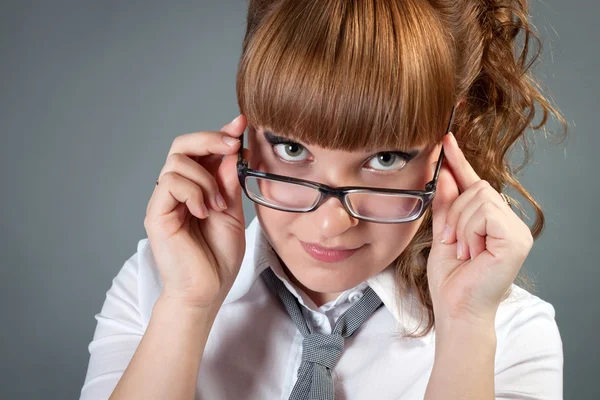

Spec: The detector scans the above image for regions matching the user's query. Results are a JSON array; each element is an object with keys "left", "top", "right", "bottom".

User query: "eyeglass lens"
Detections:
[{"left": 244, "top": 176, "right": 423, "bottom": 221}]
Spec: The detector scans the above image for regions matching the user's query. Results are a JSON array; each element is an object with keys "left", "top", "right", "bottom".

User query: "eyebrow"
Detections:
[
  {"left": 263, "top": 131, "right": 296, "bottom": 144},
  {"left": 263, "top": 130, "right": 421, "bottom": 158}
]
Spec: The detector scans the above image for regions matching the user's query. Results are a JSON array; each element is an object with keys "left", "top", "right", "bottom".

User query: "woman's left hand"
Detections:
[{"left": 427, "top": 132, "right": 534, "bottom": 327}]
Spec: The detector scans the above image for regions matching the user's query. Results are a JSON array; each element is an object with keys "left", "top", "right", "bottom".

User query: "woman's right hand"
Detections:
[{"left": 144, "top": 114, "right": 249, "bottom": 310}]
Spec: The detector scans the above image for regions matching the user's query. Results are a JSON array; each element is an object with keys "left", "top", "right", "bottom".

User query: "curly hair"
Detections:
[{"left": 235, "top": 0, "right": 568, "bottom": 338}]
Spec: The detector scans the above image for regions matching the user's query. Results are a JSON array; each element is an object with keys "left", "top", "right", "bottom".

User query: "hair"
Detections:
[{"left": 235, "top": 0, "right": 568, "bottom": 338}]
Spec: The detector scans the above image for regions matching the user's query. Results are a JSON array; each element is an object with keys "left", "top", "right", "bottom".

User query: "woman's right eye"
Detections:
[{"left": 272, "top": 143, "right": 310, "bottom": 162}]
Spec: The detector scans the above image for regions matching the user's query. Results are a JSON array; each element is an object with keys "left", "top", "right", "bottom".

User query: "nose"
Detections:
[{"left": 308, "top": 196, "right": 359, "bottom": 239}]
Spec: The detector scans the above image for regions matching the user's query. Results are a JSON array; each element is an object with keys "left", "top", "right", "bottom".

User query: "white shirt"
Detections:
[{"left": 80, "top": 216, "right": 563, "bottom": 399}]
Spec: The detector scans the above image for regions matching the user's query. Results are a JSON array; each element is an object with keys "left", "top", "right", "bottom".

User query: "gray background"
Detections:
[{"left": 0, "top": 0, "right": 597, "bottom": 399}]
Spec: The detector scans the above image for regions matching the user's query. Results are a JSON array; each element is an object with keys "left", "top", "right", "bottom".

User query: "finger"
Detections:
[
  {"left": 205, "top": 112, "right": 247, "bottom": 176},
  {"left": 167, "top": 115, "right": 245, "bottom": 159},
  {"left": 455, "top": 185, "right": 512, "bottom": 253},
  {"left": 158, "top": 153, "right": 227, "bottom": 212},
  {"left": 212, "top": 114, "right": 249, "bottom": 223},
  {"left": 214, "top": 147, "right": 251, "bottom": 225},
  {"left": 168, "top": 131, "right": 241, "bottom": 159},
  {"left": 443, "top": 180, "right": 500, "bottom": 245},
  {"left": 220, "top": 114, "right": 246, "bottom": 136},
  {"left": 442, "top": 132, "right": 481, "bottom": 193},
  {"left": 463, "top": 209, "right": 486, "bottom": 260},
  {"left": 454, "top": 196, "right": 494, "bottom": 260},
  {"left": 203, "top": 114, "right": 247, "bottom": 176},
  {"left": 147, "top": 171, "right": 209, "bottom": 220},
  {"left": 455, "top": 185, "right": 512, "bottom": 259},
  {"left": 463, "top": 202, "right": 508, "bottom": 261},
  {"left": 431, "top": 160, "right": 460, "bottom": 241}
]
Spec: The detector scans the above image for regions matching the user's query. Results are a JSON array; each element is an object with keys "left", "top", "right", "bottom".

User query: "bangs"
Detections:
[{"left": 236, "top": 0, "right": 456, "bottom": 152}]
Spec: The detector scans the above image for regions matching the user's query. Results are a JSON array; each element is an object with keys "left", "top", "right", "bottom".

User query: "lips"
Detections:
[
  {"left": 300, "top": 241, "right": 363, "bottom": 263},
  {"left": 302, "top": 242, "right": 361, "bottom": 251}
]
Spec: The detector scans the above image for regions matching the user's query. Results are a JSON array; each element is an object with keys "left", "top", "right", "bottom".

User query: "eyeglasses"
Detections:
[{"left": 236, "top": 106, "right": 455, "bottom": 224}]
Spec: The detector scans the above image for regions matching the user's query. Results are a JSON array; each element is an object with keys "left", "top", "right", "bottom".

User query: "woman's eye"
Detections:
[
  {"left": 365, "top": 152, "right": 408, "bottom": 172},
  {"left": 272, "top": 143, "right": 309, "bottom": 162}
]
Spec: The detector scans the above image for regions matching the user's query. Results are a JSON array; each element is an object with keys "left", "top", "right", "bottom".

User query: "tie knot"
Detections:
[{"left": 302, "top": 333, "right": 344, "bottom": 369}]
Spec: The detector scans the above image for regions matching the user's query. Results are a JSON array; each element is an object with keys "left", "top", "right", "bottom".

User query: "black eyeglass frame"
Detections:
[{"left": 236, "top": 106, "right": 456, "bottom": 224}]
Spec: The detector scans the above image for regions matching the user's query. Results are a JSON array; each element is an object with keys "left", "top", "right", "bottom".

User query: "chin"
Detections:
[{"left": 282, "top": 250, "right": 368, "bottom": 290}]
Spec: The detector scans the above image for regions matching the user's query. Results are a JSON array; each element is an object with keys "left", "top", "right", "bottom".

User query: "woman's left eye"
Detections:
[{"left": 365, "top": 152, "right": 409, "bottom": 172}]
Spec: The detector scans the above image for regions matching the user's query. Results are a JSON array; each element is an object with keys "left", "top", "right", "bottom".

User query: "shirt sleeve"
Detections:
[
  {"left": 79, "top": 246, "right": 144, "bottom": 400},
  {"left": 494, "top": 297, "right": 564, "bottom": 400}
]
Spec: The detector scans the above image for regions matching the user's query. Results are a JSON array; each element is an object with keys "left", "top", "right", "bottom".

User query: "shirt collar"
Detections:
[{"left": 223, "top": 216, "right": 432, "bottom": 342}]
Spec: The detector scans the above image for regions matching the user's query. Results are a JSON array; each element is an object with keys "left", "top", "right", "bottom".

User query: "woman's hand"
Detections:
[
  {"left": 427, "top": 132, "right": 534, "bottom": 327},
  {"left": 144, "top": 114, "right": 249, "bottom": 310}
]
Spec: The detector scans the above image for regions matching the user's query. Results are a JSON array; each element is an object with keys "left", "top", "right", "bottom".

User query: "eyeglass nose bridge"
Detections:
[{"left": 311, "top": 185, "right": 353, "bottom": 213}]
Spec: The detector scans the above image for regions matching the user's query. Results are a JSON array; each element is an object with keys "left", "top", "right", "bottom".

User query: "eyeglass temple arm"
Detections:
[
  {"left": 426, "top": 105, "right": 456, "bottom": 193},
  {"left": 237, "top": 131, "right": 246, "bottom": 166}
]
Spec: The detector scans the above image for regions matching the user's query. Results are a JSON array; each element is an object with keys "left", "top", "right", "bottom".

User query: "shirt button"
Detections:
[{"left": 348, "top": 291, "right": 364, "bottom": 303}]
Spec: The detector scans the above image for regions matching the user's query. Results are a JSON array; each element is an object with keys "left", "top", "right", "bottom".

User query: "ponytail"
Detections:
[{"left": 394, "top": 0, "right": 568, "bottom": 338}]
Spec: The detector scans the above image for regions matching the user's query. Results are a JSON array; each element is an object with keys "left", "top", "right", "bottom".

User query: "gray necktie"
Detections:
[{"left": 261, "top": 267, "right": 383, "bottom": 400}]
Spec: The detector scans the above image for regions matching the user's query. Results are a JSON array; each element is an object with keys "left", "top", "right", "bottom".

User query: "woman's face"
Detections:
[{"left": 247, "top": 127, "right": 442, "bottom": 307}]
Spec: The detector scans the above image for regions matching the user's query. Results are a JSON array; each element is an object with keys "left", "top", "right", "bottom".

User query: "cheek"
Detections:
[
  {"left": 369, "top": 220, "right": 423, "bottom": 259},
  {"left": 255, "top": 204, "right": 297, "bottom": 242}
]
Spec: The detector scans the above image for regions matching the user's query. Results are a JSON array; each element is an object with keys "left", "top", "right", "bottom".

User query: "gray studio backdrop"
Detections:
[{"left": 0, "top": 1, "right": 597, "bottom": 399}]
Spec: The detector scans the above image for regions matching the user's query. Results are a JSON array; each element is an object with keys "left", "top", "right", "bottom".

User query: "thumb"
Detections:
[
  {"left": 217, "top": 148, "right": 251, "bottom": 218},
  {"left": 215, "top": 114, "right": 247, "bottom": 221},
  {"left": 220, "top": 113, "right": 246, "bottom": 138},
  {"left": 431, "top": 161, "right": 460, "bottom": 241}
]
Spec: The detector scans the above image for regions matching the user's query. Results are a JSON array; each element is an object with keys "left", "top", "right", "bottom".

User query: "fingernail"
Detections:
[
  {"left": 440, "top": 224, "right": 451, "bottom": 243},
  {"left": 200, "top": 202, "right": 209, "bottom": 217},
  {"left": 231, "top": 114, "right": 242, "bottom": 123},
  {"left": 448, "top": 132, "right": 456, "bottom": 145},
  {"left": 457, "top": 241, "right": 463, "bottom": 260},
  {"left": 222, "top": 136, "right": 240, "bottom": 146},
  {"left": 215, "top": 193, "right": 227, "bottom": 209}
]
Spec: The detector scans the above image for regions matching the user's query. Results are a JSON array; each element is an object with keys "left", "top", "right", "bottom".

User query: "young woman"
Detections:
[{"left": 81, "top": 0, "right": 567, "bottom": 399}]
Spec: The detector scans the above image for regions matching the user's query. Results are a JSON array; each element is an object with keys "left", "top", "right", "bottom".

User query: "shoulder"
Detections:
[
  {"left": 493, "top": 284, "right": 563, "bottom": 397},
  {"left": 105, "top": 237, "right": 161, "bottom": 330},
  {"left": 495, "top": 283, "right": 560, "bottom": 341}
]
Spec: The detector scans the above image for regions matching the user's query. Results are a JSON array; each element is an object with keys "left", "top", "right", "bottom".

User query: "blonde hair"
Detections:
[{"left": 235, "top": 0, "right": 568, "bottom": 338}]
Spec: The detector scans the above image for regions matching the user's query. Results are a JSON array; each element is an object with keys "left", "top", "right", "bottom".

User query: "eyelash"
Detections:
[{"left": 264, "top": 135, "right": 414, "bottom": 172}]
